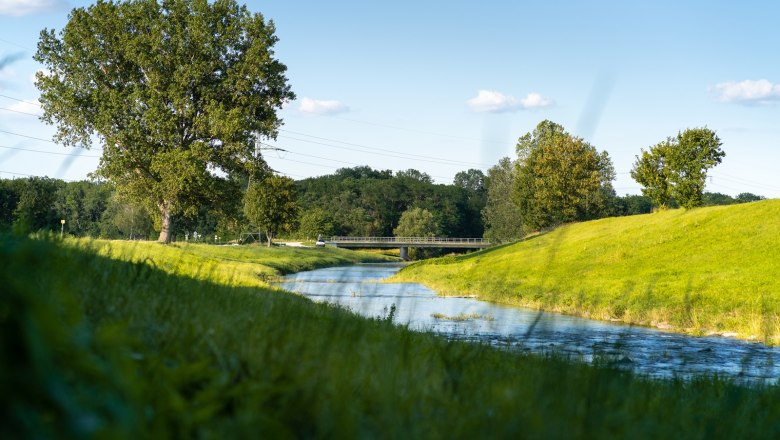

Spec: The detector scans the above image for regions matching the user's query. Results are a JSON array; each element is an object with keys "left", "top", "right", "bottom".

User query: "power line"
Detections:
[
  {"left": 328, "top": 115, "right": 509, "bottom": 146},
  {"left": 0, "top": 37, "right": 32, "bottom": 51},
  {"left": 0, "top": 169, "right": 80, "bottom": 182},
  {"left": 0, "top": 93, "right": 41, "bottom": 106},
  {"left": 710, "top": 172, "right": 780, "bottom": 192},
  {"left": 0, "top": 106, "right": 41, "bottom": 117},
  {"left": 0, "top": 128, "right": 57, "bottom": 144},
  {"left": 274, "top": 134, "right": 488, "bottom": 170},
  {"left": 0, "top": 144, "right": 101, "bottom": 158},
  {"left": 279, "top": 129, "right": 492, "bottom": 168}
]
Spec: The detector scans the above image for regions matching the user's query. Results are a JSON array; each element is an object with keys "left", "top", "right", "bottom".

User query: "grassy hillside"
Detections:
[
  {"left": 69, "top": 239, "right": 396, "bottom": 287},
  {"left": 4, "top": 235, "right": 780, "bottom": 438},
  {"left": 395, "top": 200, "right": 780, "bottom": 343}
]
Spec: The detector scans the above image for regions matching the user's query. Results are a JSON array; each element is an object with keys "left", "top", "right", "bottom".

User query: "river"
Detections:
[{"left": 275, "top": 263, "right": 779, "bottom": 383}]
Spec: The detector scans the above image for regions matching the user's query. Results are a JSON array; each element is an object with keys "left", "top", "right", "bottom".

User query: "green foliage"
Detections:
[
  {"left": 736, "top": 192, "right": 765, "bottom": 203},
  {"left": 244, "top": 175, "right": 298, "bottom": 246},
  {"left": 631, "top": 143, "right": 673, "bottom": 209},
  {"left": 35, "top": 0, "right": 294, "bottom": 242},
  {"left": 453, "top": 168, "right": 486, "bottom": 237},
  {"left": 632, "top": 128, "right": 725, "bottom": 209},
  {"left": 614, "top": 194, "right": 654, "bottom": 216},
  {"left": 4, "top": 235, "right": 780, "bottom": 438},
  {"left": 395, "top": 168, "right": 433, "bottom": 184},
  {"left": 482, "top": 157, "right": 524, "bottom": 243},
  {"left": 394, "top": 207, "right": 440, "bottom": 260},
  {"left": 514, "top": 120, "right": 616, "bottom": 230},
  {"left": 295, "top": 166, "right": 484, "bottom": 238},
  {"left": 10, "top": 176, "right": 64, "bottom": 233},
  {"left": 297, "top": 207, "right": 333, "bottom": 240},
  {"left": 397, "top": 200, "right": 780, "bottom": 343},
  {"left": 393, "top": 207, "right": 439, "bottom": 237},
  {"left": 700, "top": 191, "right": 765, "bottom": 207},
  {"left": 453, "top": 168, "right": 485, "bottom": 193}
]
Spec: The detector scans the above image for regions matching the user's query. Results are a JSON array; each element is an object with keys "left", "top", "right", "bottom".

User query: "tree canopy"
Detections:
[
  {"left": 514, "top": 120, "right": 616, "bottom": 230},
  {"left": 482, "top": 157, "right": 524, "bottom": 243},
  {"left": 295, "top": 167, "right": 482, "bottom": 238},
  {"left": 243, "top": 175, "right": 298, "bottom": 246},
  {"left": 35, "top": 0, "right": 294, "bottom": 242},
  {"left": 631, "top": 127, "right": 725, "bottom": 209},
  {"left": 393, "top": 207, "right": 439, "bottom": 238}
]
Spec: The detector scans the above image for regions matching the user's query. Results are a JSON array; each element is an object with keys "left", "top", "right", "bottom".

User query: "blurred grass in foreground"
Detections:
[
  {"left": 2, "top": 235, "right": 779, "bottom": 438},
  {"left": 396, "top": 200, "right": 780, "bottom": 343}
]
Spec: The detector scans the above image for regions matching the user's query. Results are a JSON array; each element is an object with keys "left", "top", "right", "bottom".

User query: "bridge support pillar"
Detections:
[{"left": 400, "top": 246, "right": 409, "bottom": 261}]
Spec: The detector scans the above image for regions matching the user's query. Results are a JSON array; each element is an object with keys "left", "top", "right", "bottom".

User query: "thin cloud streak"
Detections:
[{"left": 467, "top": 90, "right": 553, "bottom": 113}]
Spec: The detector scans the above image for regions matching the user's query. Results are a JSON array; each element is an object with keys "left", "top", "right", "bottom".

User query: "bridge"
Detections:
[{"left": 323, "top": 236, "right": 491, "bottom": 260}]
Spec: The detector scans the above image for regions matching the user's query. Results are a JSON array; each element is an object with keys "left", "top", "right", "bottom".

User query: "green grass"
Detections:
[
  {"left": 394, "top": 200, "right": 780, "bottom": 343},
  {"left": 3, "top": 234, "right": 780, "bottom": 438},
  {"left": 70, "top": 238, "right": 397, "bottom": 287}
]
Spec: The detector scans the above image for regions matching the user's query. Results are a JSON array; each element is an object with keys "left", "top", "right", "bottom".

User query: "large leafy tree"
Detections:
[
  {"left": 35, "top": 0, "right": 294, "bottom": 243},
  {"left": 514, "top": 120, "right": 615, "bottom": 230},
  {"left": 297, "top": 207, "right": 333, "bottom": 241},
  {"left": 393, "top": 207, "right": 439, "bottom": 238},
  {"left": 482, "top": 157, "right": 524, "bottom": 243},
  {"left": 630, "top": 143, "right": 673, "bottom": 209},
  {"left": 243, "top": 175, "right": 298, "bottom": 246},
  {"left": 631, "top": 128, "right": 724, "bottom": 209},
  {"left": 393, "top": 206, "right": 439, "bottom": 260}
]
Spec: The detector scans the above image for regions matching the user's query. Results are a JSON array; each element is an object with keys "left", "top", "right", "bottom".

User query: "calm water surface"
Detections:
[{"left": 275, "top": 263, "right": 779, "bottom": 382}]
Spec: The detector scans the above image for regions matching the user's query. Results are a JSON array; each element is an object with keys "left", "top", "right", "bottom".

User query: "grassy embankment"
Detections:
[
  {"left": 76, "top": 238, "right": 396, "bottom": 286},
  {"left": 4, "top": 234, "right": 780, "bottom": 438},
  {"left": 395, "top": 200, "right": 780, "bottom": 343}
]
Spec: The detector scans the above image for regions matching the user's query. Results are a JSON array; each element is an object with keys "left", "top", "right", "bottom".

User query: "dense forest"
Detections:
[{"left": 0, "top": 167, "right": 764, "bottom": 243}]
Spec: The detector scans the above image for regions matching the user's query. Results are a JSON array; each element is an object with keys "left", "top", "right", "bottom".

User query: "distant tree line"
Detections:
[
  {"left": 0, "top": 168, "right": 762, "bottom": 244},
  {"left": 294, "top": 166, "right": 486, "bottom": 240}
]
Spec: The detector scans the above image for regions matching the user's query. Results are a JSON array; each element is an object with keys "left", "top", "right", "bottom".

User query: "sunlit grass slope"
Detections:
[
  {"left": 68, "top": 239, "right": 396, "bottom": 287},
  {"left": 395, "top": 200, "right": 780, "bottom": 342},
  {"left": 4, "top": 235, "right": 780, "bottom": 438}
]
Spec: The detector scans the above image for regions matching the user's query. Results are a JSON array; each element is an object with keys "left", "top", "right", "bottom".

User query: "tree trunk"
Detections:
[
  {"left": 266, "top": 230, "right": 273, "bottom": 247},
  {"left": 158, "top": 204, "right": 173, "bottom": 244}
]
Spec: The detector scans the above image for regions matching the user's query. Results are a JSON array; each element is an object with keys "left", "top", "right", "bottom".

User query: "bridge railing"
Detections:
[{"left": 325, "top": 236, "right": 490, "bottom": 245}]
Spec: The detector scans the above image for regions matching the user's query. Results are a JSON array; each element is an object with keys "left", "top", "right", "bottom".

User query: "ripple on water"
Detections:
[{"left": 276, "top": 264, "right": 780, "bottom": 383}]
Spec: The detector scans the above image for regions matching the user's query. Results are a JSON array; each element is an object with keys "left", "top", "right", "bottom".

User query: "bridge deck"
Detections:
[{"left": 324, "top": 236, "right": 491, "bottom": 249}]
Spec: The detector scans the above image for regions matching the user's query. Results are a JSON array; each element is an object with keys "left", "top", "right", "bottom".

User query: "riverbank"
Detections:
[
  {"left": 68, "top": 237, "right": 397, "bottom": 287},
  {"left": 4, "top": 234, "right": 780, "bottom": 437},
  {"left": 394, "top": 200, "right": 780, "bottom": 344}
]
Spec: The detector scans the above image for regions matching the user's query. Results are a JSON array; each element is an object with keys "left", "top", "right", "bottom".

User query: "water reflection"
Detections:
[{"left": 275, "top": 263, "right": 779, "bottom": 383}]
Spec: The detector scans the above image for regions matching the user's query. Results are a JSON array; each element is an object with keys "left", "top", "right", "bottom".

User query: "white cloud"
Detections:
[
  {"left": 519, "top": 92, "right": 554, "bottom": 108},
  {"left": 298, "top": 97, "right": 349, "bottom": 116},
  {"left": 712, "top": 79, "right": 780, "bottom": 104},
  {"left": 467, "top": 90, "right": 554, "bottom": 113},
  {"left": 0, "top": 0, "right": 67, "bottom": 16}
]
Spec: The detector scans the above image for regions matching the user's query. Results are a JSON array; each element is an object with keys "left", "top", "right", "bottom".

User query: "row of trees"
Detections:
[
  {"left": 0, "top": 177, "right": 153, "bottom": 239},
  {"left": 0, "top": 167, "right": 485, "bottom": 246},
  {"left": 479, "top": 120, "right": 763, "bottom": 244},
  {"left": 0, "top": 157, "right": 762, "bottom": 247}
]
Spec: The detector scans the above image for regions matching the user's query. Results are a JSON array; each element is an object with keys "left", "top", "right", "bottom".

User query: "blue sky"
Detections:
[{"left": 1, "top": 0, "right": 779, "bottom": 197}]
